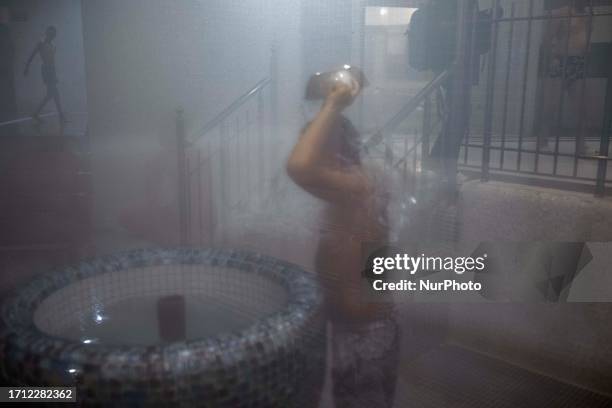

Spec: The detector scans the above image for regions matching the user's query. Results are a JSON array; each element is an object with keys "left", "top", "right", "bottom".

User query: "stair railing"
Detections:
[{"left": 177, "top": 49, "right": 278, "bottom": 247}]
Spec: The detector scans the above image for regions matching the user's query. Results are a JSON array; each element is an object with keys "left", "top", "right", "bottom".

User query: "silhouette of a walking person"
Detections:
[{"left": 24, "top": 26, "right": 66, "bottom": 125}]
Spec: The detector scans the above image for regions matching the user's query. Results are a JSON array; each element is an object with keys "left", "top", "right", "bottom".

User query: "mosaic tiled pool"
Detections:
[{"left": 0, "top": 248, "right": 326, "bottom": 407}]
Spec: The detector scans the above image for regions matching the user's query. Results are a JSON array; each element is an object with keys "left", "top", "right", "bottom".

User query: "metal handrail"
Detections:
[
  {"left": 0, "top": 111, "right": 88, "bottom": 128},
  {"left": 363, "top": 69, "right": 449, "bottom": 151},
  {"left": 190, "top": 77, "right": 271, "bottom": 143},
  {"left": 0, "top": 112, "right": 57, "bottom": 127}
]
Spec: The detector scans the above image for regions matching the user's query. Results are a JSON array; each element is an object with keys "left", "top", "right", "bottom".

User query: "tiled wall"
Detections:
[{"left": 450, "top": 180, "right": 612, "bottom": 395}]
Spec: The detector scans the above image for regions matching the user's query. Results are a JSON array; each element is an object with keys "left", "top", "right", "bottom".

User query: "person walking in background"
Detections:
[
  {"left": 24, "top": 25, "right": 66, "bottom": 125},
  {"left": 540, "top": 0, "right": 592, "bottom": 153}
]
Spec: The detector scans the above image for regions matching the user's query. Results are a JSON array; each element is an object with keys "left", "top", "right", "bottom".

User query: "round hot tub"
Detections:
[{"left": 0, "top": 248, "right": 325, "bottom": 407}]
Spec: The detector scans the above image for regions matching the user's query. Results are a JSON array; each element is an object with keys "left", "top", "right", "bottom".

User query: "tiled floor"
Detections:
[{"left": 392, "top": 344, "right": 612, "bottom": 408}]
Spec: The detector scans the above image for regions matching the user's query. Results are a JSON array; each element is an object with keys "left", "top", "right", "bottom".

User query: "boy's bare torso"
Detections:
[
  {"left": 315, "top": 168, "right": 392, "bottom": 325},
  {"left": 287, "top": 79, "right": 395, "bottom": 325},
  {"left": 39, "top": 41, "right": 55, "bottom": 66}
]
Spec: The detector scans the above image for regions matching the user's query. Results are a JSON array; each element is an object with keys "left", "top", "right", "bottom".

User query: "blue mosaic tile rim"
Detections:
[{"left": 0, "top": 248, "right": 324, "bottom": 382}]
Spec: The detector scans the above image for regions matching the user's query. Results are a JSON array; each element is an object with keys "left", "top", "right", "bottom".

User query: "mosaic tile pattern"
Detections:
[
  {"left": 32, "top": 264, "right": 291, "bottom": 345},
  {"left": 0, "top": 248, "right": 326, "bottom": 407}
]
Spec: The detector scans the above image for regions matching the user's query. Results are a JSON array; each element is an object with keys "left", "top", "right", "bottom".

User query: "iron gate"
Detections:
[{"left": 458, "top": 0, "right": 612, "bottom": 196}]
